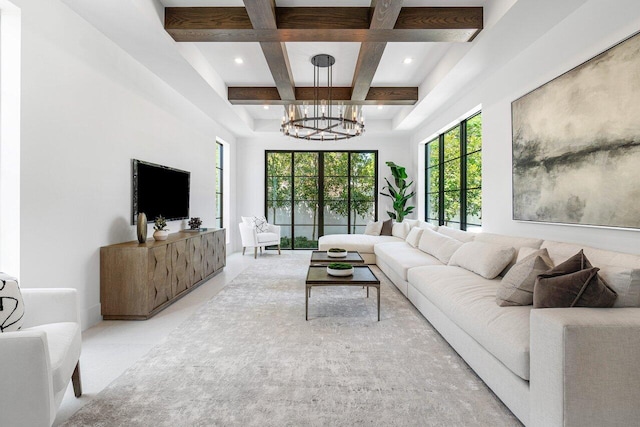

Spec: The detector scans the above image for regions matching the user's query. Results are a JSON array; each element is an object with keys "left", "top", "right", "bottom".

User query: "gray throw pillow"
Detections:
[
  {"left": 496, "top": 249, "right": 554, "bottom": 307},
  {"left": 380, "top": 219, "right": 393, "bottom": 236}
]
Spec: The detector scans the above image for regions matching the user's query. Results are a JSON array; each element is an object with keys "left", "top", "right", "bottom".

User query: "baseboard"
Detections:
[{"left": 81, "top": 303, "right": 102, "bottom": 331}]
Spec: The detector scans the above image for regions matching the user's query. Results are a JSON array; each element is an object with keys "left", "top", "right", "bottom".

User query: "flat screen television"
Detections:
[{"left": 132, "top": 159, "right": 190, "bottom": 224}]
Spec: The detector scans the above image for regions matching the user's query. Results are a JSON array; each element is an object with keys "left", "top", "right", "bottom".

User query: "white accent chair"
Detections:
[
  {"left": 0, "top": 288, "right": 82, "bottom": 427},
  {"left": 239, "top": 217, "right": 282, "bottom": 258}
]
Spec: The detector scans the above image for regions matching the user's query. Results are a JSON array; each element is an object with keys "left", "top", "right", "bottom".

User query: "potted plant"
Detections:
[
  {"left": 188, "top": 217, "right": 202, "bottom": 230},
  {"left": 380, "top": 161, "right": 416, "bottom": 222},
  {"left": 327, "top": 247, "right": 347, "bottom": 258},
  {"left": 153, "top": 215, "right": 169, "bottom": 241},
  {"left": 327, "top": 262, "right": 354, "bottom": 277}
]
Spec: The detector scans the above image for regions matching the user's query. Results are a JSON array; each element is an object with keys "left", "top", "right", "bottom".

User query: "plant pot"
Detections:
[
  {"left": 153, "top": 230, "right": 169, "bottom": 241},
  {"left": 327, "top": 249, "right": 347, "bottom": 258},
  {"left": 327, "top": 266, "right": 354, "bottom": 277}
]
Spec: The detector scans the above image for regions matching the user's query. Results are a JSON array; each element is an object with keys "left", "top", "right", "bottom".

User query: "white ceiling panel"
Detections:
[
  {"left": 286, "top": 42, "right": 360, "bottom": 87},
  {"left": 372, "top": 43, "right": 453, "bottom": 86},
  {"left": 195, "top": 43, "right": 274, "bottom": 86}
]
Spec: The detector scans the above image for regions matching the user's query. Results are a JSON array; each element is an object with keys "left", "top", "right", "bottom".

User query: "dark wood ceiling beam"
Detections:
[
  {"left": 351, "top": 1, "right": 404, "bottom": 101},
  {"left": 228, "top": 86, "right": 418, "bottom": 105},
  {"left": 164, "top": 7, "right": 483, "bottom": 42},
  {"left": 243, "top": 0, "right": 296, "bottom": 101}
]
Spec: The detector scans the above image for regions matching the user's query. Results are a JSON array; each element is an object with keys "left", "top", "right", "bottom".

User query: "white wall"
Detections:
[
  {"left": 410, "top": 0, "right": 640, "bottom": 254},
  {"left": 17, "top": 0, "right": 236, "bottom": 329},
  {"left": 235, "top": 132, "right": 414, "bottom": 251}
]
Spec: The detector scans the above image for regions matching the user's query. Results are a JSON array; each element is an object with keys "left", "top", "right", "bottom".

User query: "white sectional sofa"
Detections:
[{"left": 318, "top": 223, "right": 640, "bottom": 426}]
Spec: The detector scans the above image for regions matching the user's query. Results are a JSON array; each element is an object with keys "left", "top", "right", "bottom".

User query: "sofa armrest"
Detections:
[
  {"left": 266, "top": 224, "right": 281, "bottom": 235},
  {"left": 530, "top": 307, "right": 640, "bottom": 427},
  {"left": 238, "top": 222, "right": 258, "bottom": 246},
  {"left": 0, "top": 330, "right": 56, "bottom": 426},
  {"left": 21, "top": 288, "right": 79, "bottom": 328}
]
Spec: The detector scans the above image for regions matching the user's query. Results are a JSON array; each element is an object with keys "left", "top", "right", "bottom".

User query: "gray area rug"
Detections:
[{"left": 64, "top": 252, "right": 520, "bottom": 426}]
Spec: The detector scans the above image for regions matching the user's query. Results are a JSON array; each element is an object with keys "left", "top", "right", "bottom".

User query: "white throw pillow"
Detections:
[
  {"left": 392, "top": 222, "right": 410, "bottom": 239},
  {"left": 364, "top": 220, "right": 383, "bottom": 236},
  {"left": 405, "top": 227, "right": 424, "bottom": 248},
  {"left": 247, "top": 216, "right": 268, "bottom": 233},
  {"left": 419, "top": 221, "right": 438, "bottom": 231},
  {"left": 404, "top": 219, "right": 420, "bottom": 230},
  {"left": 0, "top": 273, "right": 24, "bottom": 332},
  {"left": 599, "top": 267, "right": 640, "bottom": 308},
  {"left": 437, "top": 226, "right": 475, "bottom": 243},
  {"left": 418, "top": 228, "right": 463, "bottom": 264},
  {"left": 241, "top": 216, "right": 254, "bottom": 226},
  {"left": 449, "top": 241, "right": 516, "bottom": 279}
]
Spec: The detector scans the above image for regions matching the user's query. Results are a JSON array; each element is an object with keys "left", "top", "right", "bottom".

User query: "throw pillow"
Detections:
[
  {"left": 418, "top": 228, "right": 463, "bottom": 264},
  {"left": 405, "top": 227, "right": 424, "bottom": 248},
  {"left": 496, "top": 249, "right": 554, "bottom": 306},
  {"left": 380, "top": 219, "right": 393, "bottom": 236},
  {"left": 533, "top": 267, "right": 617, "bottom": 308},
  {"left": 392, "top": 222, "right": 410, "bottom": 239},
  {"left": 0, "top": 273, "right": 25, "bottom": 332},
  {"left": 418, "top": 221, "right": 438, "bottom": 231},
  {"left": 251, "top": 216, "right": 269, "bottom": 233},
  {"left": 404, "top": 219, "right": 420, "bottom": 230},
  {"left": 449, "top": 241, "right": 516, "bottom": 280},
  {"left": 364, "top": 220, "right": 383, "bottom": 236},
  {"left": 599, "top": 267, "right": 640, "bottom": 307},
  {"left": 436, "top": 226, "right": 475, "bottom": 243}
]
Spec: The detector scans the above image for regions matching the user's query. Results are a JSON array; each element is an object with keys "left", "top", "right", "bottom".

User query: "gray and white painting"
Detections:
[{"left": 512, "top": 31, "right": 640, "bottom": 229}]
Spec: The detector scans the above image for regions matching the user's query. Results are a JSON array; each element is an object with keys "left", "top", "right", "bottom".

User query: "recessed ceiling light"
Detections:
[
  {"left": 403, "top": 57, "right": 413, "bottom": 64},
  {"left": 263, "top": 105, "right": 269, "bottom": 110},
  {"left": 234, "top": 57, "right": 244, "bottom": 64},
  {"left": 377, "top": 105, "right": 383, "bottom": 110}
]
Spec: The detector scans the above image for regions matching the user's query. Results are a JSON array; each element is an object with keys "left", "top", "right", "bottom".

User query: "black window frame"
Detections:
[
  {"left": 215, "top": 141, "right": 224, "bottom": 229},
  {"left": 265, "top": 150, "right": 378, "bottom": 250},
  {"left": 425, "top": 112, "right": 482, "bottom": 230}
]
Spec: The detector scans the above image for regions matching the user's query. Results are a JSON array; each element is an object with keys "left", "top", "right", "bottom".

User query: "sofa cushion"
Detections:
[
  {"left": 318, "top": 234, "right": 403, "bottom": 254},
  {"left": 599, "top": 267, "right": 640, "bottom": 307},
  {"left": 256, "top": 232, "right": 279, "bottom": 243},
  {"left": 475, "top": 233, "right": 543, "bottom": 274},
  {"left": 418, "top": 229, "right": 463, "bottom": 264},
  {"left": 449, "top": 242, "right": 516, "bottom": 279},
  {"left": 418, "top": 221, "right": 438, "bottom": 231},
  {"left": 437, "top": 226, "right": 475, "bottom": 243},
  {"left": 408, "top": 265, "right": 531, "bottom": 380},
  {"left": 392, "top": 222, "right": 410, "bottom": 239},
  {"left": 496, "top": 249, "right": 554, "bottom": 306},
  {"left": 405, "top": 227, "right": 423, "bottom": 248},
  {"left": 364, "top": 220, "right": 383, "bottom": 236},
  {"left": 375, "top": 242, "right": 442, "bottom": 281},
  {"left": 23, "top": 322, "right": 81, "bottom": 393},
  {"left": 0, "top": 273, "right": 24, "bottom": 332}
]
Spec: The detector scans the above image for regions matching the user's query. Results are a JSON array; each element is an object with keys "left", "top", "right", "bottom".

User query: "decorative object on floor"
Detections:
[
  {"left": 136, "top": 212, "right": 147, "bottom": 243},
  {"left": 239, "top": 216, "right": 281, "bottom": 258},
  {"left": 188, "top": 217, "right": 202, "bottom": 230},
  {"left": 62, "top": 255, "right": 517, "bottom": 426},
  {"left": 512, "top": 31, "right": 640, "bottom": 229},
  {"left": 153, "top": 215, "right": 169, "bottom": 241},
  {"left": 380, "top": 161, "right": 415, "bottom": 222},
  {"left": 0, "top": 273, "right": 24, "bottom": 332},
  {"left": 280, "top": 54, "right": 364, "bottom": 141},
  {"left": 326, "top": 262, "right": 354, "bottom": 277},
  {"left": 327, "top": 248, "right": 347, "bottom": 258},
  {"left": 1, "top": 288, "right": 82, "bottom": 427}
]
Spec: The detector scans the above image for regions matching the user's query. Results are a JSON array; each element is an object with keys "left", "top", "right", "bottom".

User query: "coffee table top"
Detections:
[
  {"left": 306, "top": 265, "right": 379, "bottom": 285},
  {"left": 310, "top": 250, "right": 364, "bottom": 264}
]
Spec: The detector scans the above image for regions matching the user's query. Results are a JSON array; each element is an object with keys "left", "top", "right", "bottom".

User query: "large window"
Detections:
[
  {"left": 425, "top": 113, "right": 482, "bottom": 230},
  {"left": 215, "top": 141, "right": 223, "bottom": 228},
  {"left": 266, "top": 151, "right": 378, "bottom": 249}
]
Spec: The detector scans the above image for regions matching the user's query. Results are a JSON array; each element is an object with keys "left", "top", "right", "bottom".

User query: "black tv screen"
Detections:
[{"left": 133, "top": 159, "right": 190, "bottom": 224}]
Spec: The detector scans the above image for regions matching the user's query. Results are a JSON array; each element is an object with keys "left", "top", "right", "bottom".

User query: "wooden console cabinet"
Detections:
[{"left": 100, "top": 229, "right": 226, "bottom": 320}]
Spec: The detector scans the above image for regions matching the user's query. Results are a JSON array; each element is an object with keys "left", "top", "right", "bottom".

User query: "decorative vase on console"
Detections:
[
  {"left": 153, "top": 215, "right": 169, "bottom": 241},
  {"left": 188, "top": 217, "right": 202, "bottom": 230},
  {"left": 136, "top": 212, "right": 148, "bottom": 243}
]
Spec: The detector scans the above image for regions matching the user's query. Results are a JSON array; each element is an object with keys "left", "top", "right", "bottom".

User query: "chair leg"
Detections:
[
  {"left": 254, "top": 247, "right": 257, "bottom": 259},
  {"left": 278, "top": 245, "right": 281, "bottom": 255},
  {"left": 242, "top": 247, "right": 246, "bottom": 255},
  {"left": 260, "top": 246, "right": 263, "bottom": 254},
  {"left": 72, "top": 361, "right": 82, "bottom": 398}
]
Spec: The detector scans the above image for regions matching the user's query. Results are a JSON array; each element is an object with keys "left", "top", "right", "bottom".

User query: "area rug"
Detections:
[{"left": 63, "top": 252, "right": 520, "bottom": 426}]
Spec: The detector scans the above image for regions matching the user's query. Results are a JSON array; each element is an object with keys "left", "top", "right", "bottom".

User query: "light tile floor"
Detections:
[{"left": 53, "top": 250, "right": 269, "bottom": 426}]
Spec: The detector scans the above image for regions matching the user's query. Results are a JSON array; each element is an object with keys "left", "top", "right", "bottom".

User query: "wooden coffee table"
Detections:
[
  {"left": 305, "top": 265, "right": 380, "bottom": 321},
  {"left": 310, "top": 250, "right": 364, "bottom": 264}
]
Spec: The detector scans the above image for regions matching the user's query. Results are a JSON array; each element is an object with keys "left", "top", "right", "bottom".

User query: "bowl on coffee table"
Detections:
[
  {"left": 327, "top": 248, "right": 347, "bottom": 258},
  {"left": 326, "top": 262, "right": 354, "bottom": 277}
]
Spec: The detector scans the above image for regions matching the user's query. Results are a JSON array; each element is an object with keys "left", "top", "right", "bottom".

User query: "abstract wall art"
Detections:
[{"left": 512, "top": 31, "right": 640, "bottom": 229}]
